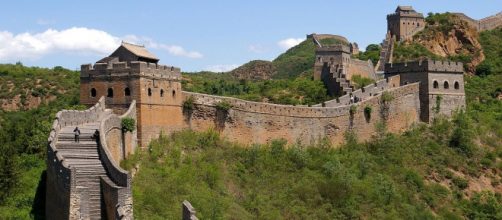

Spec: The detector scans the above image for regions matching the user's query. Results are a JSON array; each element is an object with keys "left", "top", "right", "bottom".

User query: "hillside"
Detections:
[
  {"left": 229, "top": 39, "right": 316, "bottom": 80},
  {"left": 0, "top": 64, "right": 79, "bottom": 111},
  {"left": 394, "top": 13, "right": 485, "bottom": 74},
  {"left": 0, "top": 64, "right": 83, "bottom": 218}
]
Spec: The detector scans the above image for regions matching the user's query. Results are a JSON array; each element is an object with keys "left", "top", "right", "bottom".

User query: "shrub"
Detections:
[
  {"left": 121, "top": 117, "right": 136, "bottom": 132},
  {"left": 364, "top": 106, "right": 372, "bottom": 118},
  {"left": 349, "top": 105, "right": 357, "bottom": 115},
  {"left": 182, "top": 96, "right": 195, "bottom": 111},
  {"left": 215, "top": 100, "right": 232, "bottom": 111},
  {"left": 351, "top": 75, "right": 375, "bottom": 89},
  {"left": 452, "top": 176, "right": 469, "bottom": 190},
  {"left": 381, "top": 91, "right": 394, "bottom": 103}
]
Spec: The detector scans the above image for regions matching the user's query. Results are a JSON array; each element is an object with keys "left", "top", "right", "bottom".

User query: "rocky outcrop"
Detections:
[{"left": 414, "top": 15, "right": 484, "bottom": 74}]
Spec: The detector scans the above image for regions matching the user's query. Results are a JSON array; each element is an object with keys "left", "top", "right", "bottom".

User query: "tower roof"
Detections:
[
  {"left": 396, "top": 6, "right": 415, "bottom": 12},
  {"left": 119, "top": 42, "right": 159, "bottom": 61}
]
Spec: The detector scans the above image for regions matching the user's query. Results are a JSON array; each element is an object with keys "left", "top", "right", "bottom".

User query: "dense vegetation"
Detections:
[
  {"left": 476, "top": 28, "right": 502, "bottom": 76},
  {"left": 355, "top": 44, "right": 381, "bottom": 65},
  {"left": 183, "top": 72, "right": 328, "bottom": 106},
  {"left": 0, "top": 63, "right": 78, "bottom": 110},
  {"left": 0, "top": 64, "right": 82, "bottom": 218}
]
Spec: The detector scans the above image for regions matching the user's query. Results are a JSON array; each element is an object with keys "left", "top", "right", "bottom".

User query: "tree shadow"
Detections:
[{"left": 31, "top": 170, "right": 46, "bottom": 220}]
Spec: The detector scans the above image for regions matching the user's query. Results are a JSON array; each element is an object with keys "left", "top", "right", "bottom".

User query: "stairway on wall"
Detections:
[
  {"left": 330, "top": 64, "right": 353, "bottom": 95},
  {"left": 376, "top": 32, "right": 395, "bottom": 72},
  {"left": 56, "top": 121, "right": 118, "bottom": 219}
]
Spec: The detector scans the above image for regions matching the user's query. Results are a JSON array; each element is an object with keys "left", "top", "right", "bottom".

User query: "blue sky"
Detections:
[{"left": 0, "top": 0, "right": 500, "bottom": 72}]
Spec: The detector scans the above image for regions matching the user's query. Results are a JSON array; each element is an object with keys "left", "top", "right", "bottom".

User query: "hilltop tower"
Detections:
[
  {"left": 385, "top": 60, "right": 466, "bottom": 122},
  {"left": 387, "top": 6, "right": 425, "bottom": 41},
  {"left": 80, "top": 42, "right": 184, "bottom": 146},
  {"left": 311, "top": 34, "right": 376, "bottom": 96}
]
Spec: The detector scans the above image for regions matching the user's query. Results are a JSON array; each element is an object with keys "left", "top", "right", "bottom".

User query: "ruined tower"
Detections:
[
  {"left": 385, "top": 60, "right": 466, "bottom": 122},
  {"left": 387, "top": 6, "right": 425, "bottom": 41},
  {"left": 80, "top": 42, "right": 184, "bottom": 146}
]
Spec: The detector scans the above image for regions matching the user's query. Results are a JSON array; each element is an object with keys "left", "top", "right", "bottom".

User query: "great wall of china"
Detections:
[{"left": 45, "top": 5, "right": 501, "bottom": 220}]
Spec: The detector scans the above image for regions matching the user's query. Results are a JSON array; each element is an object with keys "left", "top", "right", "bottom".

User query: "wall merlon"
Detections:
[
  {"left": 385, "top": 60, "right": 463, "bottom": 74},
  {"left": 80, "top": 61, "right": 181, "bottom": 79}
]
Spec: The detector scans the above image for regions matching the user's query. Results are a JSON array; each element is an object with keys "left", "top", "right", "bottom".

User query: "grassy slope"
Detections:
[{"left": 0, "top": 64, "right": 82, "bottom": 219}]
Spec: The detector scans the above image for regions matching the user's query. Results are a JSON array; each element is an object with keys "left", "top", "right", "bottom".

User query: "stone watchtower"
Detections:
[
  {"left": 387, "top": 6, "right": 425, "bottom": 41},
  {"left": 80, "top": 42, "right": 184, "bottom": 146},
  {"left": 385, "top": 60, "right": 466, "bottom": 122},
  {"left": 313, "top": 44, "right": 353, "bottom": 96}
]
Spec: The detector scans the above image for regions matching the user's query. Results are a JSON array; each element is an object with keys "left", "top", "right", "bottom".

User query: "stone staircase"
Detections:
[
  {"left": 376, "top": 32, "right": 395, "bottom": 72},
  {"left": 56, "top": 121, "right": 118, "bottom": 219},
  {"left": 329, "top": 64, "right": 353, "bottom": 96}
]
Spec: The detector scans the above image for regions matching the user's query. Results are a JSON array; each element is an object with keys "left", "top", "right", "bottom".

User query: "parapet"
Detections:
[
  {"left": 385, "top": 60, "right": 464, "bottom": 74},
  {"left": 315, "top": 44, "right": 350, "bottom": 53},
  {"left": 81, "top": 61, "right": 181, "bottom": 80}
]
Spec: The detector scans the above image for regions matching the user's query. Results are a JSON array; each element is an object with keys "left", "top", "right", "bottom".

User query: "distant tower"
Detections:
[
  {"left": 311, "top": 34, "right": 376, "bottom": 97},
  {"left": 387, "top": 6, "right": 425, "bottom": 41},
  {"left": 80, "top": 42, "right": 184, "bottom": 146}
]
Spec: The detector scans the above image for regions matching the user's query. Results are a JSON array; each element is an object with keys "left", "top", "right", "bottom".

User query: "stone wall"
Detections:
[
  {"left": 46, "top": 97, "right": 106, "bottom": 220},
  {"left": 98, "top": 101, "right": 136, "bottom": 220},
  {"left": 315, "top": 76, "right": 400, "bottom": 108},
  {"left": 453, "top": 12, "right": 502, "bottom": 31},
  {"left": 182, "top": 83, "right": 420, "bottom": 146}
]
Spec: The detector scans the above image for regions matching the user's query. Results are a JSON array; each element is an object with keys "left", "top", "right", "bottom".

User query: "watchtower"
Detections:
[
  {"left": 313, "top": 44, "right": 353, "bottom": 96},
  {"left": 80, "top": 42, "right": 184, "bottom": 146},
  {"left": 385, "top": 59, "right": 466, "bottom": 122},
  {"left": 387, "top": 6, "right": 425, "bottom": 41}
]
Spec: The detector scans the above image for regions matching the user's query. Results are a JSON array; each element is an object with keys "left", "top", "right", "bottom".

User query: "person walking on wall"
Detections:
[{"left": 74, "top": 126, "right": 81, "bottom": 143}]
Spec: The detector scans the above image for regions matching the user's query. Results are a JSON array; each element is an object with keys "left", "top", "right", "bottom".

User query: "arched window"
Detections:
[
  {"left": 433, "top": 81, "right": 439, "bottom": 89},
  {"left": 444, "top": 81, "right": 449, "bottom": 89},
  {"left": 90, "top": 88, "right": 97, "bottom": 97},
  {"left": 160, "top": 89, "right": 164, "bottom": 97},
  {"left": 148, "top": 88, "right": 152, "bottom": 96},
  {"left": 454, "top": 81, "right": 460, "bottom": 90},
  {"left": 172, "top": 90, "right": 176, "bottom": 97},
  {"left": 124, "top": 87, "right": 131, "bottom": 96},
  {"left": 107, "top": 88, "right": 113, "bottom": 98}
]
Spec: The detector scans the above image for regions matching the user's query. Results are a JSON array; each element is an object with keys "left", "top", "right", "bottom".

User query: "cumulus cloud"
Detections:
[
  {"left": 277, "top": 38, "right": 304, "bottom": 50},
  {"left": 0, "top": 27, "right": 203, "bottom": 61},
  {"left": 204, "top": 64, "right": 239, "bottom": 72}
]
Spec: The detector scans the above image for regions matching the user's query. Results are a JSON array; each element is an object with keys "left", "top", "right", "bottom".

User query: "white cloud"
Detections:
[
  {"left": 204, "top": 64, "right": 239, "bottom": 72},
  {"left": 0, "top": 27, "right": 203, "bottom": 61},
  {"left": 277, "top": 38, "right": 304, "bottom": 50}
]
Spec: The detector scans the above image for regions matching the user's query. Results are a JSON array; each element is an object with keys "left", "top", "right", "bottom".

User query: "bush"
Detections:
[
  {"left": 452, "top": 176, "right": 469, "bottom": 190},
  {"left": 351, "top": 75, "right": 375, "bottom": 89},
  {"left": 121, "top": 117, "right": 136, "bottom": 132},
  {"left": 215, "top": 100, "right": 232, "bottom": 111},
  {"left": 381, "top": 91, "right": 394, "bottom": 103},
  {"left": 364, "top": 106, "right": 372, "bottom": 117},
  {"left": 349, "top": 105, "right": 357, "bottom": 115},
  {"left": 183, "top": 96, "right": 195, "bottom": 111}
]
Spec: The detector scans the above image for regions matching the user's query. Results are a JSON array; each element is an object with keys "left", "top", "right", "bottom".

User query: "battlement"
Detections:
[
  {"left": 80, "top": 61, "right": 181, "bottom": 80},
  {"left": 387, "top": 11, "right": 424, "bottom": 19},
  {"left": 315, "top": 44, "right": 350, "bottom": 53},
  {"left": 385, "top": 60, "right": 464, "bottom": 74}
]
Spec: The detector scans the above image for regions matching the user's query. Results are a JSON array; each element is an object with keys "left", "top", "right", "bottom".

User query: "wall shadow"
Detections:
[{"left": 31, "top": 170, "right": 46, "bottom": 220}]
